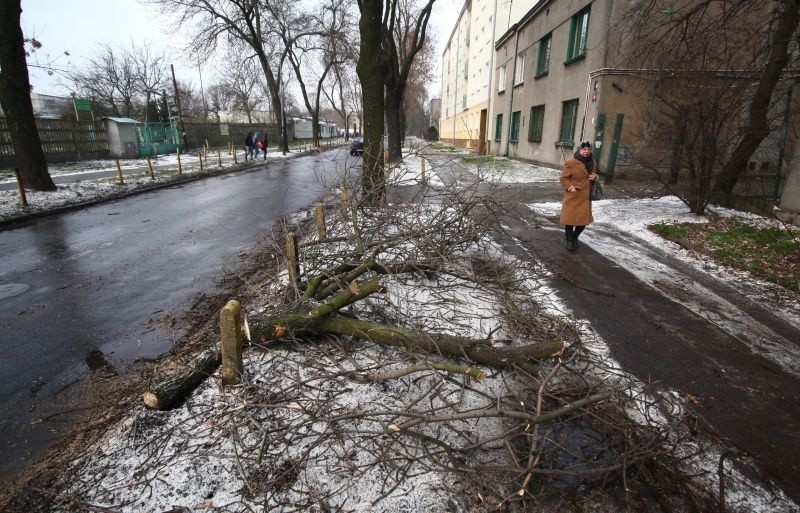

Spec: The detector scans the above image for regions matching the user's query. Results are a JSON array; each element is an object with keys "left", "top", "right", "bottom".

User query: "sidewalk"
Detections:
[{"left": 425, "top": 152, "right": 800, "bottom": 505}]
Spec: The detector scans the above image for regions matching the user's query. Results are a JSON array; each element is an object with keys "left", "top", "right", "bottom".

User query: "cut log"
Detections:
[{"left": 143, "top": 347, "right": 220, "bottom": 410}]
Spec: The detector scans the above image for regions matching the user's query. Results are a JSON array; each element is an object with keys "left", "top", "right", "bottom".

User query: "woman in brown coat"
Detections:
[{"left": 560, "top": 141, "right": 599, "bottom": 251}]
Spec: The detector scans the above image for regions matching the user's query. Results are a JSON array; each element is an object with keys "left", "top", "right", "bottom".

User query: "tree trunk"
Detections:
[
  {"left": 0, "top": 0, "right": 55, "bottom": 191},
  {"left": 714, "top": 0, "right": 799, "bottom": 196},
  {"left": 385, "top": 88, "right": 403, "bottom": 161},
  {"left": 357, "top": 0, "right": 388, "bottom": 205},
  {"left": 143, "top": 347, "right": 220, "bottom": 410}
]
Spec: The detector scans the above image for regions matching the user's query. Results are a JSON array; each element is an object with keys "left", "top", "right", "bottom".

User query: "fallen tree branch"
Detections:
[
  {"left": 348, "top": 361, "right": 487, "bottom": 382},
  {"left": 248, "top": 312, "right": 566, "bottom": 375}
]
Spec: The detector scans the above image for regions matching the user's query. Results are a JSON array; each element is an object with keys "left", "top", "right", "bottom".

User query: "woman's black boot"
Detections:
[{"left": 565, "top": 233, "right": 576, "bottom": 251}]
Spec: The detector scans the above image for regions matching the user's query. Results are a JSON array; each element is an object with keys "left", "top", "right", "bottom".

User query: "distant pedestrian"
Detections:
[
  {"left": 244, "top": 132, "right": 254, "bottom": 161},
  {"left": 261, "top": 131, "right": 269, "bottom": 160},
  {"left": 560, "top": 141, "right": 599, "bottom": 251},
  {"left": 251, "top": 131, "right": 262, "bottom": 160}
]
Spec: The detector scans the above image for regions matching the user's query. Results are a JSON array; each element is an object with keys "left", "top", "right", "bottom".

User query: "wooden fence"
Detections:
[{"left": 0, "top": 117, "right": 109, "bottom": 166}]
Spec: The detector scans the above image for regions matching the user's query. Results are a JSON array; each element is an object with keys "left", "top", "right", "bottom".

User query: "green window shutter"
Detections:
[
  {"left": 495, "top": 114, "right": 503, "bottom": 140},
  {"left": 536, "top": 34, "right": 551, "bottom": 76},
  {"left": 510, "top": 111, "right": 521, "bottom": 142},
  {"left": 528, "top": 105, "right": 544, "bottom": 142},
  {"left": 567, "top": 6, "right": 591, "bottom": 61},
  {"left": 559, "top": 99, "right": 579, "bottom": 144}
]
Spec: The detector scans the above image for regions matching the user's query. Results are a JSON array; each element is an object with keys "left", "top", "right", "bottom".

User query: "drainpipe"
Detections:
[
  {"left": 504, "top": 26, "right": 520, "bottom": 157},
  {"left": 774, "top": 78, "right": 799, "bottom": 201},
  {"left": 485, "top": 0, "right": 499, "bottom": 154},
  {"left": 452, "top": 23, "right": 461, "bottom": 146}
]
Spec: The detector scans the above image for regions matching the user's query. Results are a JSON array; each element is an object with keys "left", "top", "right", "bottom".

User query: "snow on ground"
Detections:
[
  {"left": 5, "top": 146, "right": 799, "bottom": 511},
  {"left": 0, "top": 149, "right": 302, "bottom": 223}
]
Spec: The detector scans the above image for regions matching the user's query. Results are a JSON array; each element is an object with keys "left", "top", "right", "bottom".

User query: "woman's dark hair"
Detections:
[{"left": 580, "top": 141, "right": 591, "bottom": 148}]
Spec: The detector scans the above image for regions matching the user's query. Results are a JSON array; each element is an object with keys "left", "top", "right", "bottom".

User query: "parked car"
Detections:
[{"left": 349, "top": 137, "right": 364, "bottom": 156}]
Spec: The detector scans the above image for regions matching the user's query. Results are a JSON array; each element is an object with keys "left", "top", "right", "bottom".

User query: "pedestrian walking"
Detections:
[
  {"left": 251, "top": 132, "right": 262, "bottom": 160},
  {"left": 244, "top": 132, "right": 254, "bottom": 161},
  {"left": 261, "top": 131, "right": 269, "bottom": 160},
  {"left": 560, "top": 141, "right": 599, "bottom": 252}
]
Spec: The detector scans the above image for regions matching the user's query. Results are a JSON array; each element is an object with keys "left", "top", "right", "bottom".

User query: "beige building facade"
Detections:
[
  {"left": 441, "top": 0, "right": 798, "bottom": 207},
  {"left": 439, "top": 0, "right": 531, "bottom": 152}
]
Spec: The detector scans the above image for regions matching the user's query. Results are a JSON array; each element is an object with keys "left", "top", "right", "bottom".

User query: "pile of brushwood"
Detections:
[{"left": 3, "top": 162, "right": 764, "bottom": 512}]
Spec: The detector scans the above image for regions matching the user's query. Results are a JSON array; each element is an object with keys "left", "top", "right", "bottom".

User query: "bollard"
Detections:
[
  {"left": 217, "top": 149, "right": 222, "bottom": 168},
  {"left": 115, "top": 159, "right": 124, "bottom": 184},
  {"left": 219, "top": 300, "right": 243, "bottom": 385},
  {"left": 146, "top": 156, "right": 155, "bottom": 180},
  {"left": 286, "top": 232, "right": 300, "bottom": 287},
  {"left": 421, "top": 157, "right": 426, "bottom": 183},
  {"left": 177, "top": 149, "right": 183, "bottom": 175},
  {"left": 199, "top": 150, "right": 204, "bottom": 171},
  {"left": 315, "top": 202, "right": 326, "bottom": 240},
  {"left": 233, "top": 147, "right": 238, "bottom": 164},
  {"left": 14, "top": 169, "right": 28, "bottom": 207}
]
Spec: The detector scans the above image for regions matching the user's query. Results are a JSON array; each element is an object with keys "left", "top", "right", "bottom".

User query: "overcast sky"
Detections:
[{"left": 21, "top": 0, "right": 459, "bottom": 99}]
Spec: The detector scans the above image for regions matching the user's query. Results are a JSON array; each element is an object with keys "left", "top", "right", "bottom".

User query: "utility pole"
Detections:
[{"left": 171, "top": 64, "right": 188, "bottom": 151}]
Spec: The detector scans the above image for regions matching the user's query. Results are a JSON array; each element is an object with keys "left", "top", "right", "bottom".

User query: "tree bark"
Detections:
[
  {"left": 0, "top": 0, "right": 55, "bottom": 191},
  {"left": 714, "top": 0, "right": 800, "bottom": 196},
  {"left": 143, "top": 347, "right": 220, "bottom": 410},
  {"left": 356, "top": 0, "right": 388, "bottom": 205}
]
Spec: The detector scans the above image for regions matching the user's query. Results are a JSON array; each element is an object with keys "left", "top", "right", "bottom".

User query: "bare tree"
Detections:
[
  {"left": 616, "top": 0, "right": 800, "bottom": 208},
  {"left": 356, "top": 0, "right": 390, "bottom": 204},
  {"left": 383, "top": 0, "right": 435, "bottom": 160},
  {"left": 321, "top": 9, "right": 360, "bottom": 142},
  {"left": 151, "top": 0, "right": 308, "bottom": 153},
  {"left": 131, "top": 42, "right": 169, "bottom": 122},
  {"left": 0, "top": 0, "right": 55, "bottom": 190},
  {"left": 67, "top": 44, "right": 138, "bottom": 117}
]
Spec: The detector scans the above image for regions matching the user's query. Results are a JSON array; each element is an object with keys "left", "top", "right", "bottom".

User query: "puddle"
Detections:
[{"left": 0, "top": 283, "right": 30, "bottom": 300}]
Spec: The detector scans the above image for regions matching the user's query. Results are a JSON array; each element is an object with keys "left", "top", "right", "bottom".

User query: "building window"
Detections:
[
  {"left": 514, "top": 54, "right": 525, "bottom": 86},
  {"left": 494, "top": 113, "right": 503, "bottom": 141},
  {"left": 536, "top": 33, "right": 551, "bottom": 77},
  {"left": 510, "top": 111, "right": 521, "bottom": 142},
  {"left": 558, "top": 99, "right": 579, "bottom": 145},
  {"left": 498, "top": 65, "right": 506, "bottom": 93},
  {"left": 528, "top": 105, "right": 544, "bottom": 142},
  {"left": 566, "top": 6, "right": 591, "bottom": 62}
]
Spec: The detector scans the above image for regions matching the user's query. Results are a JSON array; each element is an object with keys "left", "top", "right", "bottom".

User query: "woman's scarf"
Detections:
[{"left": 573, "top": 150, "right": 595, "bottom": 173}]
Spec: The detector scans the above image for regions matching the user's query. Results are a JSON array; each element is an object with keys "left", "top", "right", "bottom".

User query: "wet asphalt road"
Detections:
[{"left": 0, "top": 149, "right": 350, "bottom": 483}]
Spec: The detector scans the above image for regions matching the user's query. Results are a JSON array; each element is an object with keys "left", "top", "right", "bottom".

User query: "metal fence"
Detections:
[
  {"left": 136, "top": 121, "right": 181, "bottom": 157},
  {"left": 0, "top": 117, "right": 108, "bottom": 165}
]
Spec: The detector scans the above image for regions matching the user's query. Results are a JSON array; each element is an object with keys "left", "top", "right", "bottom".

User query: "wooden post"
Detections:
[
  {"left": 315, "top": 202, "right": 326, "bottom": 240},
  {"left": 233, "top": 147, "right": 238, "bottom": 163},
  {"left": 146, "top": 156, "right": 155, "bottom": 180},
  {"left": 286, "top": 232, "right": 300, "bottom": 286},
  {"left": 14, "top": 169, "right": 28, "bottom": 207},
  {"left": 421, "top": 157, "right": 426, "bottom": 183},
  {"left": 177, "top": 149, "right": 183, "bottom": 175},
  {"left": 115, "top": 159, "right": 124, "bottom": 184},
  {"left": 219, "top": 300, "right": 243, "bottom": 385},
  {"left": 199, "top": 150, "right": 204, "bottom": 170},
  {"left": 217, "top": 149, "right": 222, "bottom": 168}
]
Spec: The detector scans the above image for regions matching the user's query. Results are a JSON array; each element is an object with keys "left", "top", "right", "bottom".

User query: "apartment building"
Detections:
[
  {"left": 439, "top": 0, "right": 531, "bottom": 153},
  {"left": 440, "top": 0, "right": 800, "bottom": 197}
]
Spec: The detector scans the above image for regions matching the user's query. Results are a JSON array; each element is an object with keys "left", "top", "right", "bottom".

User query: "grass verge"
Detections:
[{"left": 649, "top": 215, "right": 799, "bottom": 292}]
